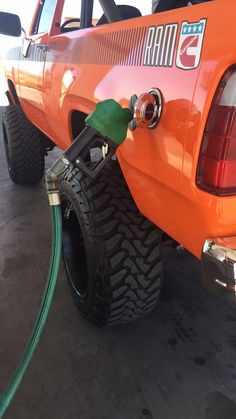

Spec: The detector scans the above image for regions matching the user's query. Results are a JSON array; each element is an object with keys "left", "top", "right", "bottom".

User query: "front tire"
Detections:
[
  {"left": 59, "top": 162, "right": 163, "bottom": 326},
  {"left": 2, "top": 105, "right": 45, "bottom": 185}
]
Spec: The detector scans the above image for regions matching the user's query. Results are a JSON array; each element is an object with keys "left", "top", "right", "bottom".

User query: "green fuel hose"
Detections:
[{"left": 0, "top": 205, "right": 62, "bottom": 418}]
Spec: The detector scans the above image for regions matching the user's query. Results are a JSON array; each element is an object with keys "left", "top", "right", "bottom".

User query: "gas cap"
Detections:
[{"left": 129, "top": 88, "right": 163, "bottom": 131}]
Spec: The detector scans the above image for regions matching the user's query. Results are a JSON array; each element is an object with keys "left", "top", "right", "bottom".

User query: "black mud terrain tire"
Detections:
[
  {"left": 2, "top": 105, "right": 45, "bottom": 184},
  {"left": 60, "top": 162, "right": 163, "bottom": 326}
]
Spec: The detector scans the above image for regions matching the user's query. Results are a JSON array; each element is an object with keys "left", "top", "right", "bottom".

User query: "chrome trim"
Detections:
[
  {"left": 202, "top": 240, "right": 236, "bottom": 303},
  {"left": 148, "top": 88, "right": 163, "bottom": 129},
  {"left": 129, "top": 88, "right": 163, "bottom": 131}
]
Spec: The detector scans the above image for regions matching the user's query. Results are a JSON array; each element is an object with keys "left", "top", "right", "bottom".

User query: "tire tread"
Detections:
[
  {"left": 2, "top": 105, "right": 45, "bottom": 184},
  {"left": 61, "top": 162, "right": 162, "bottom": 326}
]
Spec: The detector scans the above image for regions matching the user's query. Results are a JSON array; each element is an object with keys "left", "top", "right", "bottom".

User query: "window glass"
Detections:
[
  {"left": 61, "top": 0, "right": 82, "bottom": 29},
  {"left": 37, "top": 0, "right": 57, "bottom": 33},
  {"left": 93, "top": 1, "right": 103, "bottom": 24},
  {"left": 93, "top": 0, "right": 151, "bottom": 23},
  {"left": 115, "top": 0, "right": 151, "bottom": 16}
]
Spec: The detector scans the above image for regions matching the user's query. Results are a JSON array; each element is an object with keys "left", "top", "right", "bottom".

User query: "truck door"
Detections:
[{"left": 18, "top": 0, "right": 57, "bottom": 130}]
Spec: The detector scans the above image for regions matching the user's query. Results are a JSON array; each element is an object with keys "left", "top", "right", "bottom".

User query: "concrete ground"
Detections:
[{"left": 0, "top": 107, "right": 236, "bottom": 419}]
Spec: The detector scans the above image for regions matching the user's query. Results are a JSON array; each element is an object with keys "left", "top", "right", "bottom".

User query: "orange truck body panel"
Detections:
[{"left": 4, "top": 0, "right": 236, "bottom": 259}]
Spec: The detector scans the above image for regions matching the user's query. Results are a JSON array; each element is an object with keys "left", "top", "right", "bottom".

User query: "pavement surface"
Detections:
[{"left": 0, "top": 106, "right": 236, "bottom": 419}]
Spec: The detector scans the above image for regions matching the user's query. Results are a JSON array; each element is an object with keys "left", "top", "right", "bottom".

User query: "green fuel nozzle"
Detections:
[
  {"left": 63, "top": 99, "right": 133, "bottom": 178},
  {"left": 85, "top": 99, "right": 132, "bottom": 146},
  {"left": 46, "top": 99, "right": 133, "bottom": 195}
]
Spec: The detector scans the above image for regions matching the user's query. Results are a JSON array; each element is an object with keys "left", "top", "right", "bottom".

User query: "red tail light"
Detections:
[{"left": 197, "top": 66, "right": 236, "bottom": 195}]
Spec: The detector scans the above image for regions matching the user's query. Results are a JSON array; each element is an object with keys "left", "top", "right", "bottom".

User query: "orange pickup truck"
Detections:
[{"left": 1, "top": 0, "right": 236, "bottom": 326}]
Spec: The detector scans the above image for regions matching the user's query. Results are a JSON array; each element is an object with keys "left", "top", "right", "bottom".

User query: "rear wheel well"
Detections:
[{"left": 70, "top": 110, "right": 87, "bottom": 141}]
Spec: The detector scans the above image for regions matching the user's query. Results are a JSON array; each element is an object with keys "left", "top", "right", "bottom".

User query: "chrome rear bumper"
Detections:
[{"left": 202, "top": 240, "right": 236, "bottom": 303}]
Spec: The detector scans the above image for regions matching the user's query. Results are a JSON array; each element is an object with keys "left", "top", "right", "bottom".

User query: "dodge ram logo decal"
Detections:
[
  {"left": 143, "top": 19, "right": 206, "bottom": 70},
  {"left": 176, "top": 19, "right": 207, "bottom": 70}
]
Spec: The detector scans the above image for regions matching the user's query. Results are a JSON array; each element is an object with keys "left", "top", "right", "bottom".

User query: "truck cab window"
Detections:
[
  {"left": 61, "top": 0, "right": 82, "bottom": 32},
  {"left": 93, "top": 0, "right": 103, "bottom": 25},
  {"left": 36, "top": 0, "right": 57, "bottom": 34},
  {"left": 152, "top": 0, "right": 212, "bottom": 13},
  {"left": 93, "top": 0, "right": 151, "bottom": 26},
  {"left": 114, "top": 0, "right": 151, "bottom": 16}
]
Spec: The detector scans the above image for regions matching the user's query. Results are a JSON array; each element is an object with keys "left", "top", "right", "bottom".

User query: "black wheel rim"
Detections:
[{"left": 61, "top": 199, "right": 89, "bottom": 298}]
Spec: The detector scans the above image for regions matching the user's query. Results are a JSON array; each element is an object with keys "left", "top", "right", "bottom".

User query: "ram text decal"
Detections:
[{"left": 144, "top": 24, "right": 178, "bottom": 67}]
